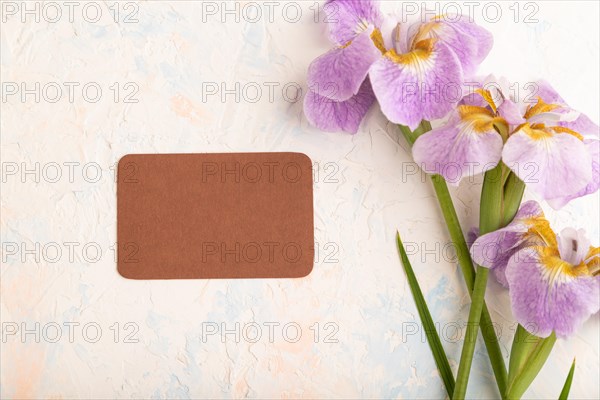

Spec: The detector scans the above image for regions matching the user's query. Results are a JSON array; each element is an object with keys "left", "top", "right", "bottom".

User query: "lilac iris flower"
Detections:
[
  {"left": 470, "top": 201, "right": 599, "bottom": 338},
  {"left": 303, "top": 0, "right": 384, "bottom": 134},
  {"left": 412, "top": 77, "right": 600, "bottom": 208},
  {"left": 303, "top": 0, "right": 493, "bottom": 133}
]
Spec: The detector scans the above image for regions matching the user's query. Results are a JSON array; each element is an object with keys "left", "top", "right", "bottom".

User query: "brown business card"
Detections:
[{"left": 117, "top": 153, "right": 314, "bottom": 279}]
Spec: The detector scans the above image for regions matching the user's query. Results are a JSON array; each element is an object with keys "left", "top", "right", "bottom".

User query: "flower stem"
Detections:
[
  {"left": 453, "top": 164, "right": 505, "bottom": 399},
  {"left": 502, "top": 173, "right": 526, "bottom": 227},
  {"left": 399, "top": 123, "right": 508, "bottom": 398},
  {"left": 399, "top": 121, "right": 431, "bottom": 146},
  {"left": 453, "top": 165, "right": 525, "bottom": 399},
  {"left": 431, "top": 174, "right": 509, "bottom": 399}
]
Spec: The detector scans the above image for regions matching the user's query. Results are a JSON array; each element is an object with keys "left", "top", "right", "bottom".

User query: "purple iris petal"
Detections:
[
  {"left": 535, "top": 80, "right": 599, "bottom": 138},
  {"left": 503, "top": 125, "right": 592, "bottom": 201},
  {"left": 369, "top": 41, "right": 463, "bottom": 129},
  {"left": 467, "top": 227, "right": 479, "bottom": 248},
  {"left": 324, "top": 0, "right": 384, "bottom": 45},
  {"left": 473, "top": 201, "right": 600, "bottom": 338},
  {"left": 547, "top": 140, "right": 600, "bottom": 209},
  {"left": 307, "top": 27, "right": 381, "bottom": 102},
  {"left": 412, "top": 109, "right": 503, "bottom": 185},
  {"left": 304, "top": 78, "right": 376, "bottom": 134},
  {"left": 561, "top": 114, "right": 600, "bottom": 139},
  {"left": 535, "top": 79, "right": 568, "bottom": 104},
  {"left": 407, "top": 16, "right": 493, "bottom": 77},
  {"left": 506, "top": 246, "right": 600, "bottom": 338},
  {"left": 497, "top": 99, "right": 526, "bottom": 125},
  {"left": 470, "top": 201, "right": 546, "bottom": 287}
]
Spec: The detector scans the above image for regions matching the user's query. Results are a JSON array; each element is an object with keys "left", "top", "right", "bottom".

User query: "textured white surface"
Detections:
[{"left": 1, "top": 1, "right": 599, "bottom": 399}]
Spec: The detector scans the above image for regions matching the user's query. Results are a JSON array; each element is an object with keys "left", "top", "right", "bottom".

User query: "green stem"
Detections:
[
  {"left": 452, "top": 167, "right": 525, "bottom": 399},
  {"left": 454, "top": 269, "right": 490, "bottom": 400},
  {"left": 430, "top": 175, "right": 508, "bottom": 398},
  {"left": 507, "top": 326, "right": 532, "bottom": 384},
  {"left": 430, "top": 175, "right": 475, "bottom": 288},
  {"left": 399, "top": 123, "right": 508, "bottom": 398},
  {"left": 453, "top": 164, "right": 507, "bottom": 400},
  {"left": 399, "top": 120, "right": 431, "bottom": 146},
  {"left": 502, "top": 173, "right": 526, "bottom": 226}
]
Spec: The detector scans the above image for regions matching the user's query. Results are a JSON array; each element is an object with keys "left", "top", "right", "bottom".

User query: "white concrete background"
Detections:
[{"left": 1, "top": 1, "right": 598, "bottom": 399}]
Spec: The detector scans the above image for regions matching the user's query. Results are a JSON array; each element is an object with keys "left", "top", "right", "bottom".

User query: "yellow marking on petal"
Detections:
[
  {"left": 520, "top": 122, "right": 585, "bottom": 141},
  {"left": 520, "top": 123, "right": 553, "bottom": 141},
  {"left": 410, "top": 22, "right": 441, "bottom": 50},
  {"left": 370, "top": 28, "right": 387, "bottom": 54},
  {"left": 550, "top": 126, "right": 584, "bottom": 141},
  {"left": 475, "top": 88, "right": 498, "bottom": 114},
  {"left": 414, "top": 38, "right": 436, "bottom": 53},
  {"left": 386, "top": 38, "right": 436, "bottom": 65},
  {"left": 513, "top": 122, "right": 527, "bottom": 133},
  {"left": 585, "top": 246, "right": 600, "bottom": 276},
  {"left": 341, "top": 28, "right": 387, "bottom": 54},
  {"left": 456, "top": 105, "right": 507, "bottom": 135},
  {"left": 457, "top": 105, "right": 494, "bottom": 119},
  {"left": 524, "top": 97, "right": 560, "bottom": 119},
  {"left": 585, "top": 246, "right": 600, "bottom": 260},
  {"left": 340, "top": 39, "right": 353, "bottom": 49},
  {"left": 524, "top": 217, "right": 558, "bottom": 249},
  {"left": 538, "top": 246, "right": 591, "bottom": 286}
]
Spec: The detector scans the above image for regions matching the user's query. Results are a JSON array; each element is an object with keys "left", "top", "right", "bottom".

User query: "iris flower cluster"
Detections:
[
  {"left": 472, "top": 200, "right": 599, "bottom": 338},
  {"left": 413, "top": 78, "right": 599, "bottom": 208},
  {"left": 303, "top": 0, "right": 599, "bottom": 398},
  {"left": 304, "top": 0, "right": 492, "bottom": 132}
]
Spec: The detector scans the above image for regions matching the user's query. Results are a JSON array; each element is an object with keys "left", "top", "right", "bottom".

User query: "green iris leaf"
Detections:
[
  {"left": 396, "top": 231, "right": 455, "bottom": 398},
  {"left": 558, "top": 359, "right": 576, "bottom": 400}
]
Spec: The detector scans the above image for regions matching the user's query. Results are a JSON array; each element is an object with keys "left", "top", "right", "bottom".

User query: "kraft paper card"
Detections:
[{"left": 117, "top": 153, "right": 314, "bottom": 279}]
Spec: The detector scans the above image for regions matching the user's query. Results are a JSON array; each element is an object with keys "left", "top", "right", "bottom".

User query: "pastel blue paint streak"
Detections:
[
  {"left": 145, "top": 310, "right": 167, "bottom": 330},
  {"left": 145, "top": 311, "right": 172, "bottom": 354},
  {"left": 134, "top": 56, "right": 147, "bottom": 74},
  {"left": 165, "top": 374, "right": 191, "bottom": 399},
  {"left": 240, "top": 24, "right": 268, "bottom": 70},
  {"left": 88, "top": 25, "right": 108, "bottom": 38}
]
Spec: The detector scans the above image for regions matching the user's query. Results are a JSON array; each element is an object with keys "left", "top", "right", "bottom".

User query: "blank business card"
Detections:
[{"left": 117, "top": 153, "right": 314, "bottom": 279}]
